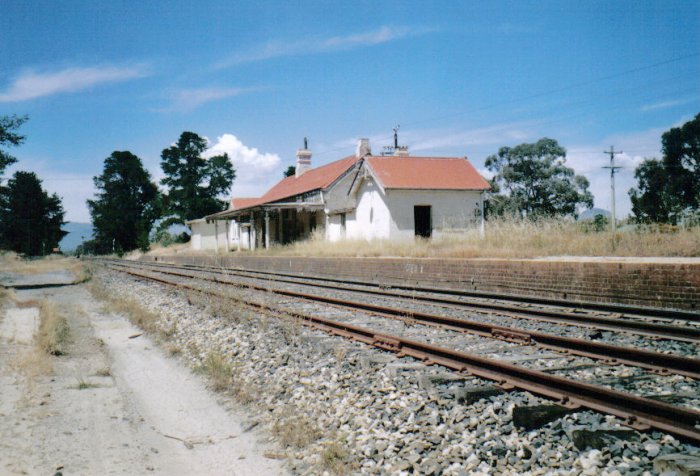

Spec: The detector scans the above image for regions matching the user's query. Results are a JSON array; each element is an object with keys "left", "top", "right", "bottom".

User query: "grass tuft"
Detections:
[
  {"left": 88, "top": 280, "right": 162, "bottom": 336},
  {"left": 271, "top": 407, "right": 322, "bottom": 449},
  {"left": 198, "top": 351, "right": 233, "bottom": 392},
  {"left": 320, "top": 439, "right": 352, "bottom": 475},
  {"left": 251, "top": 218, "right": 700, "bottom": 258},
  {"left": 37, "top": 300, "right": 69, "bottom": 356},
  {"left": 74, "top": 378, "right": 100, "bottom": 390}
]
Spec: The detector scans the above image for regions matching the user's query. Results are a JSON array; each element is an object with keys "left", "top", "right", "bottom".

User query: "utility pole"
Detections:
[{"left": 602, "top": 146, "right": 623, "bottom": 237}]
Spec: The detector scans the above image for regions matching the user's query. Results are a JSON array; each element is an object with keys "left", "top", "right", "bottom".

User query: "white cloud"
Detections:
[
  {"left": 410, "top": 122, "right": 534, "bottom": 152},
  {"left": 215, "top": 25, "right": 430, "bottom": 68},
  {"left": 321, "top": 121, "right": 537, "bottom": 160},
  {"left": 0, "top": 64, "right": 150, "bottom": 102},
  {"left": 640, "top": 96, "right": 698, "bottom": 112},
  {"left": 203, "top": 134, "right": 281, "bottom": 194},
  {"left": 165, "top": 86, "right": 253, "bottom": 111}
]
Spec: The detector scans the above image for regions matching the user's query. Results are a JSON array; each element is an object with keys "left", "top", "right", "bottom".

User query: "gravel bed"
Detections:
[
  {"left": 121, "top": 267, "right": 700, "bottom": 412},
  {"left": 97, "top": 268, "right": 700, "bottom": 475},
  {"left": 127, "top": 264, "right": 699, "bottom": 358},
  {"left": 141, "top": 263, "right": 700, "bottom": 329}
]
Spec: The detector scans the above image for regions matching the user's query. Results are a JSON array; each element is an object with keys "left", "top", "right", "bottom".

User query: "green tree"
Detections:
[
  {"left": 283, "top": 165, "right": 296, "bottom": 177},
  {"left": 160, "top": 131, "right": 235, "bottom": 226},
  {"left": 485, "top": 138, "right": 593, "bottom": 218},
  {"left": 0, "top": 114, "right": 28, "bottom": 176},
  {"left": 629, "top": 113, "right": 700, "bottom": 224},
  {"left": 0, "top": 171, "right": 66, "bottom": 255},
  {"left": 87, "top": 151, "right": 160, "bottom": 254}
]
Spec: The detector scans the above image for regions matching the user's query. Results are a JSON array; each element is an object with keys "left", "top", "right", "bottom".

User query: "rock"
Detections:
[
  {"left": 571, "top": 429, "right": 640, "bottom": 450},
  {"left": 644, "top": 442, "right": 660, "bottom": 458},
  {"left": 512, "top": 404, "right": 575, "bottom": 431},
  {"left": 579, "top": 449, "right": 603, "bottom": 471},
  {"left": 653, "top": 453, "right": 700, "bottom": 476},
  {"left": 456, "top": 385, "right": 504, "bottom": 405}
]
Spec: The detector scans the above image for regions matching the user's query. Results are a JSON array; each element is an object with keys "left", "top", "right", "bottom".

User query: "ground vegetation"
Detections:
[{"left": 253, "top": 218, "right": 699, "bottom": 258}]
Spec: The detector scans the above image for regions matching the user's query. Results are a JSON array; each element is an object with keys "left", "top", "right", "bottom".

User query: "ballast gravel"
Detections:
[{"left": 98, "top": 268, "right": 699, "bottom": 475}]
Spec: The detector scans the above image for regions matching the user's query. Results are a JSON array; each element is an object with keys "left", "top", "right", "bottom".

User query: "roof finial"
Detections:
[
  {"left": 393, "top": 125, "right": 400, "bottom": 148},
  {"left": 303, "top": 136, "right": 308, "bottom": 150}
]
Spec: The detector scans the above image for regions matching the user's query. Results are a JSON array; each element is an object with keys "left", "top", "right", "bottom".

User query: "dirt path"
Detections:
[{"left": 0, "top": 278, "right": 284, "bottom": 475}]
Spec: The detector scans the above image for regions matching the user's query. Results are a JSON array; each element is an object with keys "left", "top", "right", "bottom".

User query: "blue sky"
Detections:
[{"left": 1, "top": 0, "right": 698, "bottom": 222}]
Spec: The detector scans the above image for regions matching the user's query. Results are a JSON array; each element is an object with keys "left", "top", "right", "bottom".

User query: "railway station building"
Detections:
[{"left": 188, "top": 139, "right": 490, "bottom": 251}]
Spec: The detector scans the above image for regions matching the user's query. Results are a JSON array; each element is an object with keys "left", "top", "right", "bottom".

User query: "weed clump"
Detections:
[
  {"left": 199, "top": 351, "right": 233, "bottom": 392},
  {"left": 320, "top": 439, "right": 352, "bottom": 475},
  {"left": 271, "top": 406, "right": 322, "bottom": 449},
  {"left": 88, "top": 280, "right": 162, "bottom": 336},
  {"left": 38, "top": 300, "right": 69, "bottom": 355}
]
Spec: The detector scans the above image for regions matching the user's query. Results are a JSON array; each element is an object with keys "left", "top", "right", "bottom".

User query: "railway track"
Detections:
[
  {"left": 101, "top": 259, "right": 700, "bottom": 343},
  {"left": 132, "top": 258, "right": 700, "bottom": 323},
  {"left": 95, "top": 258, "right": 700, "bottom": 445}
]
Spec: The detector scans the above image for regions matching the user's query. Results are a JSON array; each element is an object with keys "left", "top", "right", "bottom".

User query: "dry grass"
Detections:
[
  {"left": 0, "top": 252, "right": 92, "bottom": 284},
  {"left": 198, "top": 351, "right": 233, "bottom": 392},
  {"left": 88, "top": 280, "right": 161, "bottom": 336},
  {"left": 37, "top": 300, "right": 69, "bottom": 356},
  {"left": 12, "top": 347, "right": 53, "bottom": 382},
  {"left": 251, "top": 219, "right": 700, "bottom": 258},
  {"left": 74, "top": 378, "right": 100, "bottom": 390},
  {"left": 320, "top": 439, "right": 352, "bottom": 475},
  {"left": 0, "top": 287, "right": 9, "bottom": 309},
  {"left": 271, "top": 406, "right": 322, "bottom": 449}
]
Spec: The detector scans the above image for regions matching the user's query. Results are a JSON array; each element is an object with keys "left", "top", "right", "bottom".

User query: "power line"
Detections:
[{"left": 313, "top": 53, "right": 699, "bottom": 158}]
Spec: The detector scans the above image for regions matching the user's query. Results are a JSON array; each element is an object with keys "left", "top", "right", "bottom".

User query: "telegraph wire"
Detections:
[{"left": 313, "top": 53, "right": 699, "bottom": 158}]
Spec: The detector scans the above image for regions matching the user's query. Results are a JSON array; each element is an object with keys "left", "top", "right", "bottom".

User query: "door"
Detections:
[{"left": 414, "top": 206, "right": 431, "bottom": 238}]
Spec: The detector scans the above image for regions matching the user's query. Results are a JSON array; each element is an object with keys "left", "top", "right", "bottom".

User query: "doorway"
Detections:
[{"left": 414, "top": 206, "right": 432, "bottom": 238}]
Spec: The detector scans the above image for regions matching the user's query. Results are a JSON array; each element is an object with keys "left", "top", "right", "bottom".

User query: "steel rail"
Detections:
[
  {"left": 107, "top": 260, "right": 700, "bottom": 344},
  {"left": 131, "top": 257, "right": 700, "bottom": 322},
  {"left": 106, "top": 262, "right": 700, "bottom": 379},
  {"left": 106, "top": 264, "right": 700, "bottom": 445},
  {"left": 104, "top": 259, "right": 700, "bottom": 339}
]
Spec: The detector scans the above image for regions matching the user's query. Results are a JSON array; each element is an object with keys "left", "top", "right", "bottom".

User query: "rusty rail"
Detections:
[
  {"left": 105, "top": 260, "right": 700, "bottom": 380},
  {"left": 105, "top": 259, "right": 700, "bottom": 341},
  {"left": 104, "top": 263, "right": 700, "bottom": 445},
  {"left": 133, "top": 257, "right": 700, "bottom": 322}
]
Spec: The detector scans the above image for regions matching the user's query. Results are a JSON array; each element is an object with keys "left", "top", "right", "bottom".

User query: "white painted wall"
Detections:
[
  {"left": 189, "top": 221, "right": 217, "bottom": 250},
  {"left": 326, "top": 213, "right": 344, "bottom": 242},
  {"left": 323, "top": 166, "right": 359, "bottom": 213},
  {"left": 239, "top": 225, "right": 253, "bottom": 250},
  {"left": 383, "top": 189, "right": 483, "bottom": 239},
  {"left": 325, "top": 179, "right": 482, "bottom": 242},
  {"left": 346, "top": 177, "right": 390, "bottom": 240}
]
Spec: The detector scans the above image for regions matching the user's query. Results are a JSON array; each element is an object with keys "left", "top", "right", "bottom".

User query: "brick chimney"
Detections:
[
  {"left": 296, "top": 138, "right": 312, "bottom": 177},
  {"left": 356, "top": 138, "right": 371, "bottom": 158}
]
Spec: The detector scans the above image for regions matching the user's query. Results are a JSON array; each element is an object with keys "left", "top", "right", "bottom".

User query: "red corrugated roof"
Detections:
[
  {"left": 256, "top": 155, "right": 360, "bottom": 204},
  {"left": 365, "top": 156, "right": 490, "bottom": 190},
  {"left": 227, "top": 154, "right": 488, "bottom": 215},
  {"left": 230, "top": 197, "right": 259, "bottom": 210}
]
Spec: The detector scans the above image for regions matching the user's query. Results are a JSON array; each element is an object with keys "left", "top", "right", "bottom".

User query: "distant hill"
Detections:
[
  {"left": 579, "top": 208, "right": 611, "bottom": 221},
  {"left": 59, "top": 222, "right": 93, "bottom": 252}
]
